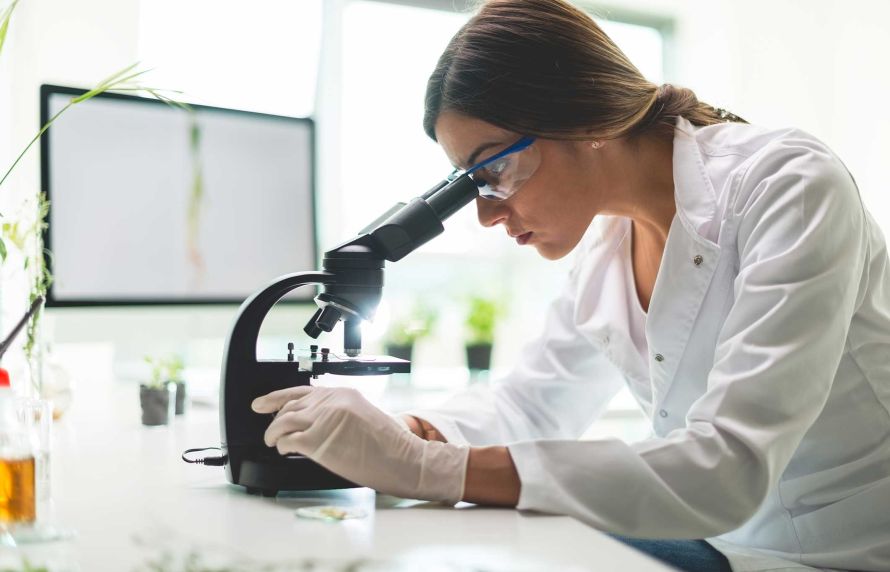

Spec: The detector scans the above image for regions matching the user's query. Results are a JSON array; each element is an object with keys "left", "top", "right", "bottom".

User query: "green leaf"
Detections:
[
  {"left": 142, "top": 87, "right": 190, "bottom": 112},
  {"left": 465, "top": 296, "right": 501, "bottom": 343},
  {"left": 1, "top": 101, "right": 71, "bottom": 188},
  {"left": 0, "top": 0, "right": 20, "bottom": 58},
  {"left": 70, "top": 62, "right": 142, "bottom": 103},
  {"left": 0, "top": 236, "right": 6, "bottom": 261}
]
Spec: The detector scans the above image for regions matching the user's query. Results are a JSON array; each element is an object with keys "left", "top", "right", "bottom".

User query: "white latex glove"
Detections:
[
  {"left": 251, "top": 386, "right": 469, "bottom": 504},
  {"left": 391, "top": 413, "right": 415, "bottom": 434}
]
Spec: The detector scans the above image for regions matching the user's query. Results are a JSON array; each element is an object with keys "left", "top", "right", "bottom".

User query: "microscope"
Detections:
[{"left": 218, "top": 173, "right": 479, "bottom": 496}]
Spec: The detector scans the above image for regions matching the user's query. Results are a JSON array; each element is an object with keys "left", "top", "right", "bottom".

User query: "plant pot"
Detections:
[
  {"left": 385, "top": 344, "right": 414, "bottom": 363},
  {"left": 465, "top": 343, "right": 493, "bottom": 371},
  {"left": 140, "top": 383, "right": 175, "bottom": 426},
  {"left": 174, "top": 381, "right": 187, "bottom": 415}
]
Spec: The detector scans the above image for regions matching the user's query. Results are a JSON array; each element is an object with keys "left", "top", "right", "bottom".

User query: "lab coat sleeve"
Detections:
[
  {"left": 508, "top": 138, "right": 867, "bottom": 538},
  {"left": 403, "top": 241, "right": 626, "bottom": 446}
]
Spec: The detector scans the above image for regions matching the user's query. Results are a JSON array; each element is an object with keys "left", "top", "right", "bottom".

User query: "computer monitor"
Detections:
[{"left": 40, "top": 85, "right": 317, "bottom": 306}]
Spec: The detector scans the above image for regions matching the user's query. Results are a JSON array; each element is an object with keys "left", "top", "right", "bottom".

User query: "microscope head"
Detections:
[
  {"left": 302, "top": 237, "right": 384, "bottom": 356},
  {"left": 302, "top": 173, "right": 479, "bottom": 356}
]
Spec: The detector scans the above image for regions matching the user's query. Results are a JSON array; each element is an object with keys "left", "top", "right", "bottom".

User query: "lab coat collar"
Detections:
[
  {"left": 672, "top": 116, "right": 720, "bottom": 244},
  {"left": 644, "top": 117, "right": 723, "bottom": 415}
]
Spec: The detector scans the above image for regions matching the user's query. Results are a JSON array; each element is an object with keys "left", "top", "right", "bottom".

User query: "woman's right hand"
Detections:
[
  {"left": 401, "top": 415, "right": 448, "bottom": 442},
  {"left": 399, "top": 413, "right": 520, "bottom": 506}
]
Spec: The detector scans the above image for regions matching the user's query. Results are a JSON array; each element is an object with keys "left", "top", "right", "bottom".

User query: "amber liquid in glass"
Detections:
[{"left": 0, "top": 457, "right": 36, "bottom": 523}]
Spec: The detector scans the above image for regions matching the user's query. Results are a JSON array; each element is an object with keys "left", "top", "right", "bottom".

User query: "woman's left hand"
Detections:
[{"left": 252, "top": 386, "right": 469, "bottom": 503}]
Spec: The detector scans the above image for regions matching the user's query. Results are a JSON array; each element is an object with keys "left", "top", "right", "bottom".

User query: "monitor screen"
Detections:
[{"left": 40, "top": 85, "right": 317, "bottom": 306}]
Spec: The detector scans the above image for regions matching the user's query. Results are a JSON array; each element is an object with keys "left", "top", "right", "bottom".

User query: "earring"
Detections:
[{"left": 591, "top": 140, "right": 602, "bottom": 149}]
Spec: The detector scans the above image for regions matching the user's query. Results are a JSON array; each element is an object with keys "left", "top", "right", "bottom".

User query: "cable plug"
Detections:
[{"left": 182, "top": 447, "right": 228, "bottom": 466}]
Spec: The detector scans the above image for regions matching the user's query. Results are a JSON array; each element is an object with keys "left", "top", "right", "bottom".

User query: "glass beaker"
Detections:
[
  {"left": 0, "top": 393, "right": 36, "bottom": 546},
  {"left": 17, "top": 398, "right": 52, "bottom": 522}
]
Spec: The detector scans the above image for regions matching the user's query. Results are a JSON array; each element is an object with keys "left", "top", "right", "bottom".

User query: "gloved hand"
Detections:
[{"left": 251, "top": 386, "right": 470, "bottom": 504}]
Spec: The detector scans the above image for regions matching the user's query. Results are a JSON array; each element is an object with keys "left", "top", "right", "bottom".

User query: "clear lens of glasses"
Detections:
[{"left": 473, "top": 141, "right": 541, "bottom": 201}]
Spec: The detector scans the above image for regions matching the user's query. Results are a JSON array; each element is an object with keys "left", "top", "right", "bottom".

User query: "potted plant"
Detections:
[
  {"left": 164, "top": 355, "right": 187, "bottom": 415},
  {"left": 140, "top": 356, "right": 175, "bottom": 426},
  {"left": 384, "top": 301, "right": 438, "bottom": 363},
  {"left": 464, "top": 296, "right": 500, "bottom": 371}
]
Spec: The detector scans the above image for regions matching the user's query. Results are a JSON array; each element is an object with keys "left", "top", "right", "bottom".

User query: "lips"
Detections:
[{"left": 507, "top": 228, "right": 534, "bottom": 245}]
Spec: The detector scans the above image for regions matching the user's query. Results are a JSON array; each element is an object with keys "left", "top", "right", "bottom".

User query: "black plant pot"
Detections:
[
  {"left": 174, "top": 381, "right": 187, "bottom": 415},
  {"left": 466, "top": 343, "right": 493, "bottom": 371},
  {"left": 140, "top": 384, "right": 174, "bottom": 426},
  {"left": 386, "top": 344, "right": 414, "bottom": 363}
]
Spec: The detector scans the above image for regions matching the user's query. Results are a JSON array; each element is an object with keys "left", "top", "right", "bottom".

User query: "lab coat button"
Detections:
[
  {"left": 659, "top": 409, "right": 668, "bottom": 418},
  {"left": 654, "top": 353, "right": 665, "bottom": 362},
  {"left": 693, "top": 254, "right": 704, "bottom": 266}
]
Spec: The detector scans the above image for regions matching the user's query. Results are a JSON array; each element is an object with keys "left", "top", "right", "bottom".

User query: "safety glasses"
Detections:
[{"left": 447, "top": 136, "right": 540, "bottom": 201}]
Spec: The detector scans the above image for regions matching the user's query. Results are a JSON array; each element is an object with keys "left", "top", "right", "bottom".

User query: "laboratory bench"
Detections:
[{"left": 1, "top": 368, "right": 670, "bottom": 571}]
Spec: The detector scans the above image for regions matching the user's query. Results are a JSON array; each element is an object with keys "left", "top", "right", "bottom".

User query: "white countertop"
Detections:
[{"left": 1, "top": 374, "right": 671, "bottom": 571}]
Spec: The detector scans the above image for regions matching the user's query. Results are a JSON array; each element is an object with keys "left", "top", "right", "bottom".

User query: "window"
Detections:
[
  {"left": 138, "top": 0, "right": 322, "bottom": 117},
  {"left": 600, "top": 19, "right": 665, "bottom": 85},
  {"left": 337, "top": 2, "right": 469, "bottom": 244}
]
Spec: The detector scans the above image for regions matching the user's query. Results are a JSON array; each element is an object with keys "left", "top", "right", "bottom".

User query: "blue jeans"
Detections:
[{"left": 608, "top": 534, "right": 733, "bottom": 572}]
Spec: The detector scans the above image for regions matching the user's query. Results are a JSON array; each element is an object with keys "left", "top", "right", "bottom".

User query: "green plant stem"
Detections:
[
  {"left": 0, "top": 102, "right": 70, "bottom": 188},
  {"left": 21, "top": 193, "right": 52, "bottom": 392},
  {"left": 186, "top": 113, "right": 205, "bottom": 270}
]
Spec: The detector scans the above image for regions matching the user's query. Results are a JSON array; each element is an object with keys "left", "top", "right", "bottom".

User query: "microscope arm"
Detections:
[{"left": 224, "top": 271, "right": 333, "bottom": 364}]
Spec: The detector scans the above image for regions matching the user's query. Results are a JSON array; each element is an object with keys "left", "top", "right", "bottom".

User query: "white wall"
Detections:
[
  {"left": 1, "top": 0, "right": 888, "bottom": 388},
  {"left": 2, "top": 0, "right": 140, "bottom": 201},
  {"left": 593, "top": 0, "right": 890, "bottom": 231},
  {"left": 723, "top": 0, "right": 890, "bottom": 233},
  {"left": 0, "top": 0, "right": 144, "bottom": 385}
]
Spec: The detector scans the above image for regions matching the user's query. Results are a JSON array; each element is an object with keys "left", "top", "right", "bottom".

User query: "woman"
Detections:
[{"left": 252, "top": 1, "right": 890, "bottom": 570}]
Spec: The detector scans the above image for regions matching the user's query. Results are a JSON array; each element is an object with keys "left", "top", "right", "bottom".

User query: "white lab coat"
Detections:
[{"left": 406, "top": 117, "right": 890, "bottom": 571}]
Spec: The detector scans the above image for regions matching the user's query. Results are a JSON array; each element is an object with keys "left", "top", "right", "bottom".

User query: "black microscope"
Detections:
[{"left": 218, "top": 173, "right": 479, "bottom": 496}]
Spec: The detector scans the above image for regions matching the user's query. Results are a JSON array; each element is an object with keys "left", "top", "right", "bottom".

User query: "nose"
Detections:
[{"left": 476, "top": 197, "right": 510, "bottom": 228}]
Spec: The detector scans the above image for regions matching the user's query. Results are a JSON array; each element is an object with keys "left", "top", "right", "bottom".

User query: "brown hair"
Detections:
[{"left": 423, "top": 0, "right": 745, "bottom": 142}]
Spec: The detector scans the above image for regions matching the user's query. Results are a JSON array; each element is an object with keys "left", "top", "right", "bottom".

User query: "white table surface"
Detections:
[{"left": 1, "top": 374, "right": 672, "bottom": 572}]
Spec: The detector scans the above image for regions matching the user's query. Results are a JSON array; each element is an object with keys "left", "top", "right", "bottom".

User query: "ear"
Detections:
[{"left": 590, "top": 140, "right": 603, "bottom": 150}]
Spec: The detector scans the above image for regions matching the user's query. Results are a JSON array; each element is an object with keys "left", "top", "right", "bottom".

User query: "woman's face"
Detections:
[{"left": 434, "top": 111, "right": 607, "bottom": 260}]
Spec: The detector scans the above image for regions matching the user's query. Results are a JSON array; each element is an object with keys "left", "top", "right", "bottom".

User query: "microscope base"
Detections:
[{"left": 231, "top": 452, "right": 358, "bottom": 496}]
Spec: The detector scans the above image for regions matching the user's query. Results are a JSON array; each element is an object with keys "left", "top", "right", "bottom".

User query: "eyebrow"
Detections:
[{"left": 459, "top": 141, "right": 505, "bottom": 170}]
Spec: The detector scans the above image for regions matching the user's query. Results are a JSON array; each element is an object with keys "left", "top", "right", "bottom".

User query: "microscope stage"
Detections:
[{"left": 295, "top": 352, "right": 411, "bottom": 376}]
